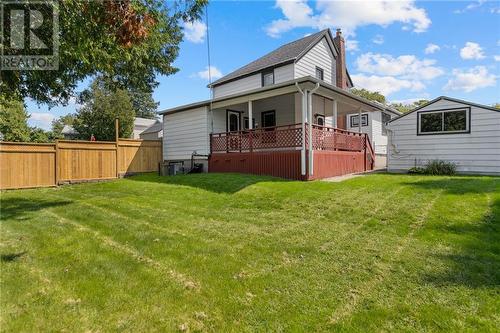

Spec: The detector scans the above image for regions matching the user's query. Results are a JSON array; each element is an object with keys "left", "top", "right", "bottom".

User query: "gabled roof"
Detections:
[
  {"left": 389, "top": 96, "right": 500, "bottom": 123},
  {"left": 134, "top": 117, "right": 158, "bottom": 127},
  {"left": 61, "top": 125, "right": 77, "bottom": 135},
  {"left": 140, "top": 121, "right": 163, "bottom": 135},
  {"left": 209, "top": 29, "right": 340, "bottom": 87}
]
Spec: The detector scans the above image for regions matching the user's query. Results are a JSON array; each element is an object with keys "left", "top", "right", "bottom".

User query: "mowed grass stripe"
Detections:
[{"left": 1, "top": 173, "right": 498, "bottom": 332}]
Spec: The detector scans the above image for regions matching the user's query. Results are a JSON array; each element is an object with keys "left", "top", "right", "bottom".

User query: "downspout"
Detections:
[
  {"left": 295, "top": 83, "right": 307, "bottom": 177},
  {"left": 308, "top": 83, "right": 320, "bottom": 178}
]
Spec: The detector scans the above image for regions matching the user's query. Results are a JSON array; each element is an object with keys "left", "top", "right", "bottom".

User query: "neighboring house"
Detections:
[
  {"left": 139, "top": 120, "right": 163, "bottom": 140},
  {"left": 160, "top": 29, "right": 399, "bottom": 180},
  {"left": 60, "top": 117, "right": 160, "bottom": 140},
  {"left": 132, "top": 117, "right": 158, "bottom": 139},
  {"left": 61, "top": 125, "right": 78, "bottom": 139},
  {"left": 387, "top": 96, "right": 500, "bottom": 175}
]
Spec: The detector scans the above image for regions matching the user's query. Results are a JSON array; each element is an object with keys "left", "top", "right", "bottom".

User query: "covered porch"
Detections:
[{"left": 207, "top": 79, "right": 377, "bottom": 180}]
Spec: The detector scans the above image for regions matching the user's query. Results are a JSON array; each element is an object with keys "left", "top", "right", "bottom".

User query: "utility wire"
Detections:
[{"left": 206, "top": 5, "right": 214, "bottom": 134}]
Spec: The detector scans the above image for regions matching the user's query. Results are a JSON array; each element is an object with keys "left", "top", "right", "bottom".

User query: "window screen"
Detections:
[
  {"left": 262, "top": 70, "right": 274, "bottom": 86},
  {"left": 350, "top": 114, "right": 368, "bottom": 127},
  {"left": 419, "top": 109, "right": 469, "bottom": 134},
  {"left": 315, "top": 67, "right": 324, "bottom": 80}
]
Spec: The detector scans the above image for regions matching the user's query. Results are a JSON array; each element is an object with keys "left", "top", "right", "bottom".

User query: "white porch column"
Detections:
[
  {"left": 301, "top": 90, "right": 308, "bottom": 176},
  {"left": 358, "top": 107, "right": 362, "bottom": 133},
  {"left": 248, "top": 100, "right": 253, "bottom": 129},
  {"left": 333, "top": 99, "right": 338, "bottom": 128},
  {"left": 308, "top": 91, "right": 314, "bottom": 176}
]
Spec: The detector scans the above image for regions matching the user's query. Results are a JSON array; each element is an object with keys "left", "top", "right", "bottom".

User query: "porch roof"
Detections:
[{"left": 158, "top": 76, "right": 401, "bottom": 116}]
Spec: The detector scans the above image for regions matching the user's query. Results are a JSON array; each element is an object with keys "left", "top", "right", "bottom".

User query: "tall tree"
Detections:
[
  {"left": 73, "top": 80, "right": 135, "bottom": 141},
  {"left": 1, "top": 0, "right": 207, "bottom": 105},
  {"left": 0, "top": 97, "right": 31, "bottom": 142},
  {"left": 129, "top": 90, "right": 159, "bottom": 119},
  {"left": 79, "top": 76, "right": 159, "bottom": 119},
  {"left": 351, "top": 88, "right": 386, "bottom": 104}
]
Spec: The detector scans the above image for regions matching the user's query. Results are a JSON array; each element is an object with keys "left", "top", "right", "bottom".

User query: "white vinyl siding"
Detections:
[
  {"left": 274, "top": 63, "right": 294, "bottom": 83},
  {"left": 163, "top": 106, "right": 210, "bottom": 160},
  {"left": 371, "top": 112, "right": 389, "bottom": 155},
  {"left": 345, "top": 111, "right": 390, "bottom": 155},
  {"left": 295, "top": 37, "right": 335, "bottom": 85},
  {"left": 212, "top": 64, "right": 294, "bottom": 98},
  {"left": 213, "top": 74, "right": 261, "bottom": 98},
  {"left": 387, "top": 99, "right": 500, "bottom": 175}
]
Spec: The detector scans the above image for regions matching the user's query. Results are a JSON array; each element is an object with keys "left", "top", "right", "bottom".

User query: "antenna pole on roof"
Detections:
[{"left": 205, "top": 4, "right": 214, "bottom": 134}]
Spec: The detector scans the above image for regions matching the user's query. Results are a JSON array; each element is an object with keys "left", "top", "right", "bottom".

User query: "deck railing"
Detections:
[
  {"left": 210, "top": 123, "right": 369, "bottom": 154},
  {"left": 311, "top": 124, "right": 365, "bottom": 151}
]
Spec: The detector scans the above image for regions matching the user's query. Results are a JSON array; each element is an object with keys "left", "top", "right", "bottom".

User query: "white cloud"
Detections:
[
  {"left": 372, "top": 35, "right": 384, "bottom": 45},
  {"left": 351, "top": 74, "right": 425, "bottom": 96},
  {"left": 444, "top": 66, "right": 496, "bottom": 92},
  {"left": 494, "top": 55, "right": 500, "bottom": 62},
  {"left": 194, "top": 66, "right": 223, "bottom": 81},
  {"left": 183, "top": 20, "right": 207, "bottom": 43},
  {"left": 29, "top": 112, "right": 55, "bottom": 130},
  {"left": 454, "top": 0, "right": 485, "bottom": 14},
  {"left": 355, "top": 53, "right": 444, "bottom": 80},
  {"left": 424, "top": 43, "right": 440, "bottom": 54},
  {"left": 345, "top": 39, "right": 359, "bottom": 52},
  {"left": 266, "top": 0, "right": 431, "bottom": 38},
  {"left": 460, "top": 42, "right": 485, "bottom": 60}
]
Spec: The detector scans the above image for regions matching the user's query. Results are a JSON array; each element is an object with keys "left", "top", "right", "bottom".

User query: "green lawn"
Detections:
[{"left": 1, "top": 173, "right": 499, "bottom": 332}]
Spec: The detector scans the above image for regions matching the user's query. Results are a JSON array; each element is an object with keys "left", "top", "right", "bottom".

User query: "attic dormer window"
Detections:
[
  {"left": 315, "top": 67, "right": 324, "bottom": 81},
  {"left": 262, "top": 70, "right": 274, "bottom": 86}
]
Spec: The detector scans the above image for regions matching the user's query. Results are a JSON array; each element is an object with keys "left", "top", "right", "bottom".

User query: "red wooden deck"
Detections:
[{"left": 209, "top": 123, "right": 374, "bottom": 180}]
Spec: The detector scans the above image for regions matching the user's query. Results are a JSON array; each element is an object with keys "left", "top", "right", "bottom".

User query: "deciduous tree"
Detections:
[
  {"left": 73, "top": 80, "right": 135, "bottom": 141},
  {"left": 0, "top": 97, "right": 31, "bottom": 142},
  {"left": 1, "top": 0, "right": 207, "bottom": 106}
]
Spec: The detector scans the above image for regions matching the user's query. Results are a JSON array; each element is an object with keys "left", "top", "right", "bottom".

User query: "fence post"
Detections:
[
  {"left": 364, "top": 134, "right": 367, "bottom": 171},
  {"left": 55, "top": 139, "right": 60, "bottom": 185},
  {"left": 115, "top": 118, "right": 120, "bottom": 178}
]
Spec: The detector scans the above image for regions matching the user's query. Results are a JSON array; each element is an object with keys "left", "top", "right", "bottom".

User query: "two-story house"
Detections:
[{"left": 160, "top": 29, "right": 400, "bottom": 180}]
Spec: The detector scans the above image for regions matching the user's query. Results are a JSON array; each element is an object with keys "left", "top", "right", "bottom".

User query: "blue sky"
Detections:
[{"left": 27, "top": 0, "right": 500, "bottom": 129}]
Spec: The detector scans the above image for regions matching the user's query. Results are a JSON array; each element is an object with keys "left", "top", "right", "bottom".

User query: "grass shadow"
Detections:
[
  {"left": 0, "top": 198, "right": 72, "bottom": 221},
  {"left": 127, "top": 172, "right": 291, "bottom": 194},
  {"left": 1, "top": 251, "right": 27, "bottom": 262},
  {"left": 402, "top": 177, "right": 500, "bottom": 195},
  {"left": 421, "top": 197, "right": 499, "bottom": 288}
]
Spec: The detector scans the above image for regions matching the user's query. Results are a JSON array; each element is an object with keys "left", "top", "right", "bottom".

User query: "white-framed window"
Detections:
[
  {"left": 315, "top": 66, "right": 324, "bottom": 81},
  {"left": 417, "top": 108, "right": 470, "bottom": 135},
  {"left": 262, "top": 70, "right": 274, "bottom": 86},
  {"left": 350, "top": 114, "right": 368, "bottom": 127}
]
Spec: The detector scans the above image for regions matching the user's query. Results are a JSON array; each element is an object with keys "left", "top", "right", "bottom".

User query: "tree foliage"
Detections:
[
  {"left": 1, "top": 0, "right": 207, "bottom": 105},
  {"left": 0, "top": 97, "right": 31, "bottom": 142},
  {"left": 351, "top": 88, "right": 386, "bottom": 104},
  {"left": 73, "top": 80, "right": 135, "bottom": 141},
  {"left": 493, "top": 103, "right": 500, "bottom": 110},
  {"left": 129, "top": 90, "right": 159, "bottom": 119},
  {"left": 79, "top": 76, "right": 159, "bottom": 119},
  {"left": 390, "top": 100, "right": 429, "bottom": 113},
  {"left": 0, "top": 97, "right": 55, "bottom": 142}
]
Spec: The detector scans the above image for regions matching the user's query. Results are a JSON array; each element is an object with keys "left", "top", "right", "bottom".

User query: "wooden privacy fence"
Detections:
[{"left": 0, "top": 139, "right": 162, "bottom": 190}]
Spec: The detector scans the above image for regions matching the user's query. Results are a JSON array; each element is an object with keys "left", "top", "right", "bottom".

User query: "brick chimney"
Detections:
[{"left": 333, "top": 28, "right": 347, "bottom": 90}]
